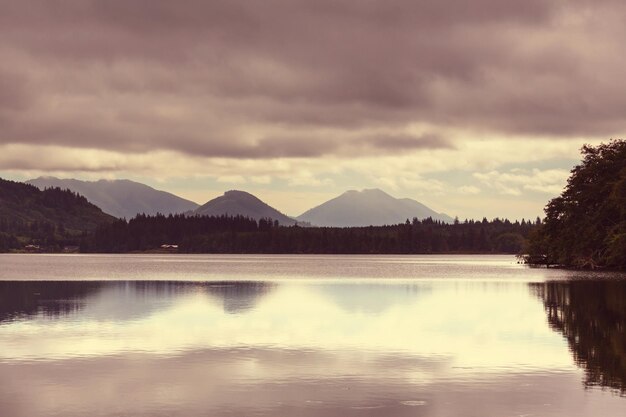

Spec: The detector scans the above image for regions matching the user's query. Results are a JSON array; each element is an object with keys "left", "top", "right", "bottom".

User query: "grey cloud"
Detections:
[
  {"left": 241, "top": 132, "right": 452, "bottom": 159},
  {"left": 0, "top": 0, "right": 625, "bottom": 161},
  {"left": 0, "top": 69, "right": 32, "bottom": 111},
  {"left": 364, "top": 134, "right": 454, "bottom": 150},
  {"left": 0, "top": 154, "right": 122, "bottom": 172}
]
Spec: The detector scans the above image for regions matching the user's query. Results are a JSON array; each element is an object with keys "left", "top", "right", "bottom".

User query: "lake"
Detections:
[{"left": 1, "top": 254, "right": 625, "bottom": 416}]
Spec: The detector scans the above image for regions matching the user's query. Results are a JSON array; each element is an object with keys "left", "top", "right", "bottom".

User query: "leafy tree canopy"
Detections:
[{"left": 527, "top": 139, "right": 626, "bottom": 269}]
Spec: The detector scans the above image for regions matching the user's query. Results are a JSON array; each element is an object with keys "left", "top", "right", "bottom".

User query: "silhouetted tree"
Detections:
[{"left": 527, "top": 139, "right": 626, "bottom": 269}]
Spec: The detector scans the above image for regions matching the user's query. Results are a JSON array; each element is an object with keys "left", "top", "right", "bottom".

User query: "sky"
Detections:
[{"left": 0, "top": 0, "right": 624, "bottom": 220}]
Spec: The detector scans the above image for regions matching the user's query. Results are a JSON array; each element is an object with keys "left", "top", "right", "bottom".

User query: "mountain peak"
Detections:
[
  {"left": 342, "top": 188, "right": 392, "bottom": 197},
  {"left": 224, "top": 190, "right": 257, "bottom": 198},
  {"left": 196, "top": 190, "right": 296, "bottom": 225},
  {"left": 361, "top": 188, "right": 393, "bottom": 197},
  {"left": 298, "top": 189, "right": 453, "bottom": 227}
]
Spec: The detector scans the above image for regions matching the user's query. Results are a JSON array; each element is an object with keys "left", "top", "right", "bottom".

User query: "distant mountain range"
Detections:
[
  {"left": 27, "top": 177, "right": 199, "bottom": 219},
  {"left": 23, "top": 177, "right": 452, "bottom": 226},
  {"left": 194, "top": 190, "right": 297, "bottom": 226},
  {"left": 297, "top": 188, "right": 453, "bottom": 226}
]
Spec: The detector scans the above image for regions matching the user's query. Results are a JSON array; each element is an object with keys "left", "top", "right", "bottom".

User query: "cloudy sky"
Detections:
[{"left": 1, "top": 0, "right": 623, "bottom": 219}]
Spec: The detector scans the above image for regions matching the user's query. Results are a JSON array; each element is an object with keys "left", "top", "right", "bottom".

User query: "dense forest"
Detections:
[
  {"left": 526, "top": 139, "right": 626, "bottom": 269},
  {"left": 0, "top": 178, "right": 115, "bottom": 252},
  {"left": 83, "top": 213, "right": 537, "bottom": 254}
]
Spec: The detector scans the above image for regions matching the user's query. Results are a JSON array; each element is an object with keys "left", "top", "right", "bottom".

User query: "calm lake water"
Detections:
[{"left": 1, "top": 254, "right": 625, "bottom": 416}]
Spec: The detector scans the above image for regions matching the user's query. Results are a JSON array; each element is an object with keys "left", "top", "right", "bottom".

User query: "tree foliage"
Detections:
[{"left": 527, "top": 139, "right": 626, "bottom": 269}]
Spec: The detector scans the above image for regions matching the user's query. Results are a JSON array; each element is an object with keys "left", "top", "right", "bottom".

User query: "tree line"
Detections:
[{"left": 82, "top": 213, "right": 537, "bottom": 254}]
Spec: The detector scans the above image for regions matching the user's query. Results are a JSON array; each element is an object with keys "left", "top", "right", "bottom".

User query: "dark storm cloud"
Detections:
[{"left": 0, "top": 0, "right": 624, "bottom": 159}]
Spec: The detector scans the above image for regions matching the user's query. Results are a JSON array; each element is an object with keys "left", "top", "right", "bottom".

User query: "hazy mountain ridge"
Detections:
[
  {"left": 24, "top": 177, "right": 454, "bottom": 227},
  {"left": 297, "top": 188, "right": 453, "bottom": 227},
  {"left": 27, "top": 177, "right": 199, "bottom": 219},
  {"left": 194, "top": 190, "right": 298, "bottom": 226}
]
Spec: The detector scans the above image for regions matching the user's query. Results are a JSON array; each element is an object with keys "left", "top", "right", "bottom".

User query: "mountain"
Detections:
[
  {"left": 27, "top": 177, "right": 199, "bottom": 219},
  {"left": 0, "top": 178, "right": 115, "bottom": 250},
  {"left": 194, "top": 190, "right": 297, "bottom": 225},
  {"left": 297, "top": 188, "right": 454, "bottom": 227}
]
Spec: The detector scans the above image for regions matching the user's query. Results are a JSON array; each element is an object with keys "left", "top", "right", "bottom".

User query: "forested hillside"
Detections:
[
  {"left": 0, "top": 178, "right": 115, "bottom": 252},
  {"left": 28, "top": 177, "right": 199, "bottom": 218}
]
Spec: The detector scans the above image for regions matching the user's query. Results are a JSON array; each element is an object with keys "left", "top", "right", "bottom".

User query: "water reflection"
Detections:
[
  {"left": 0, "top": 281, "right": 102, "bottom": 322},
  {"left": 205, "top": 281, "right": 275, "bottom": 314},
  {"left": 0, "top": 279, "right": 571, "bottom": 369},
  {"left": 1, "top": 254, "right": 626, "bottom": 416},
  {"left": 319, "top": 283, "right": 429, "bottom": 314},
  {"left": 531, "top": 280, "right": 626, "bottom": 394},
  {"left": 0, "top": 281, "right": 275, "bottom": 322}
]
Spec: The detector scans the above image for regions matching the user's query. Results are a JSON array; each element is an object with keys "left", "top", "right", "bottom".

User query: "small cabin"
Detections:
[
  {"left": 160, "top": 244, "right": 179, "bottom": 249},
  {"left": 160, "top": 244, "right": 179, "bottom": 253},
  {"left": 24, "top": 244, "right": 41, "bottom": 252}
]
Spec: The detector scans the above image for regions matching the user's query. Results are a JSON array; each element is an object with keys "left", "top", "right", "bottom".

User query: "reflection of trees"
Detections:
[
  {"left": 531, "top": 281, "right": 626, "bottom": 394},
  {"left": 204, "top": 281, "right": 274, "bottom": 314},
  {"left": 0, "top": 281, "right": 276, "bottom": 323},
  {"left": 0, "top": 281, "right": 103, "bottom": 322}
]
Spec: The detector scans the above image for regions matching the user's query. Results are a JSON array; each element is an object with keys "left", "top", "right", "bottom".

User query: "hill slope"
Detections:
[
  {"left": 297, "top": 188, "right": 453, "bottom": 227},
  {"left": 0, "top": 178, "right": 115, "bottom": 250},
  {"left": 194, "top": 190, "right": 297, "bottom": 225},
  {"left": 27, "top": 177, "right": 199, "bottom": 219}
]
